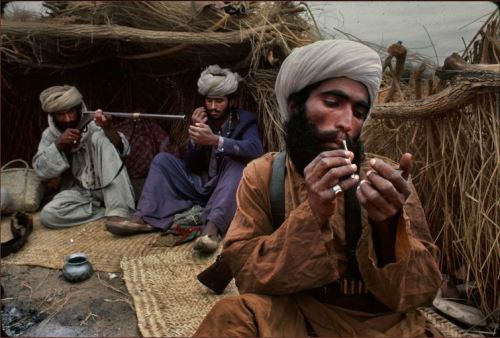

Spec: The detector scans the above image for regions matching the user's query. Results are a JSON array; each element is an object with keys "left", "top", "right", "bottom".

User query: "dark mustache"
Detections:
[{"left": 315, "top": 130, "right": 338, "bottom": 142}]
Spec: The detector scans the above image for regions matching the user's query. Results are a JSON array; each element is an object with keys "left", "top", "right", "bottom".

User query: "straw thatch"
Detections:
[
  {"left": 363, "top": 11, "right": 500, "bottom": 322},
  {"left": 1, "top": 1, "right": 319, "bottom": 165}
]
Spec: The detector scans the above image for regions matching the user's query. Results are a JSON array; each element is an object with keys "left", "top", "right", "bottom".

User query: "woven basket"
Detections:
[{"left": 1, "top": 159, "right": 45, "bottom": 213}]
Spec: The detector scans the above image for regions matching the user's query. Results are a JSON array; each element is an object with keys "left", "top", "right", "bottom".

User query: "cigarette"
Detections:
[
  {"left": 342, "top": 140, "right": 348, "bottom": 151},
  {"left": 342, "top": 139, "right": 357, "bottom": 179}
]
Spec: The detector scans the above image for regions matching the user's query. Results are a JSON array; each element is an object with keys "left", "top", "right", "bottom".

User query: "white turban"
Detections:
[
  {"left": 197, "top": 65, "right": 242, "bottom": 96},
  {"left": 39, "top": 85, "right": 82, "bottom": 113},
  {"left": 275, "top": 40, "right": 382, "bottom": 121}
]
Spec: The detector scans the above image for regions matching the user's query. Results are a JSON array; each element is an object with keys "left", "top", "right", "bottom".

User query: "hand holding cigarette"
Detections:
[
  {"left": 304, "top": 148, "right": 359, "bottom": 224},
  {"left": 342, "top": 140, "right": 357, "bottom": 179}
]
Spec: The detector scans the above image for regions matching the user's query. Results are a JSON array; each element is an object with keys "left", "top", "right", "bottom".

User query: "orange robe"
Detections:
[{"left": 195, "top": 152, "right": 443, "bottom": 337}]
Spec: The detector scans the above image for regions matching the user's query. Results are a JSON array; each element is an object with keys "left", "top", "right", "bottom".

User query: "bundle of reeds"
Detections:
[
  {"left": 1, "top": 1, "right": 318, "bottom": 164},
  {"left": 363, "top": 12, "right": 499, "bottom": 323}
]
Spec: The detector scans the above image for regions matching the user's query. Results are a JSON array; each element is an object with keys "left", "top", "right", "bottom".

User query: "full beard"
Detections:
[
  {"left": 285, "top": 104, "right": 364, "bottom": 175},
  {"left": 53, "top": 113, "right": 82, "bottom": 132}
]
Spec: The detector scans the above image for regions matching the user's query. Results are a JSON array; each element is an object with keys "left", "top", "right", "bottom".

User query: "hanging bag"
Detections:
[{"left": 0, "top": 159, "right": 45, "bottom": 213}]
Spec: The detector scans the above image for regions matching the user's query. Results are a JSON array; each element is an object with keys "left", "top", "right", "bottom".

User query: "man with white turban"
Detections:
[
  {"left": 33, "top": 85, "right": 135, "bottom": 228},
  {"left": 106, "top": 65, "right": 263, "bottom": 254},
  {"left": 194, "top": 40, "right": 443, "bottom": 336}
]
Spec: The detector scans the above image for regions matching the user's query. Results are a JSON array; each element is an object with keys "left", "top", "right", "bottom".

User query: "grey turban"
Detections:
[
  {"left": 197, "top": 65, "right": 242, "bottom": 96},
  {"left": 275, "top": 39, "right": 382, "bottom": 121},
  {"left": 39, "top": 85, "right": 82, "bottom": 113}
]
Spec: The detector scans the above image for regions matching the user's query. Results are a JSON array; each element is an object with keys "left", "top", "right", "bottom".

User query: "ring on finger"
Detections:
[{"left": 331, "top": 184, "right": 343, "bottom": 195}]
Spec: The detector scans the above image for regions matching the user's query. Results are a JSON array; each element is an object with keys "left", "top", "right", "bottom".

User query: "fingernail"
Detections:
[
  {"left": 353, "top": 174, "right": 359, "bottom": 180},
  {"left": 367, "top": 170, "right": 373, "bottom": 176},
  {"left": 345, "top": 151, "right": 349, "bottom": 156},
  {"left": 360, "top": 179, "right": 366, "bottom": 185},
  {"left": 345, "top": 158, "right": 350, "bottom": 164},
  {"left": 351, "top": 164, "right": 357, "bottom": 170},
  {"left": 370, "top": 159, "right": 376, "bottom": 166}
]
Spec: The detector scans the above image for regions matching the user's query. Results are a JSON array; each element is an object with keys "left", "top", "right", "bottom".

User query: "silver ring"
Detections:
[{"left": 331, "top": 184, "right": 343, "bottom": 195}]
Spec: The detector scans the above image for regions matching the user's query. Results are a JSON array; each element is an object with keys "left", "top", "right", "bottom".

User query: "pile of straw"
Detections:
[
  {"left": 363, "top": 12, "right": 499, "bottom": 323},
  {"left": 1, "top": 1, "right": 318, "bottom": 164}
]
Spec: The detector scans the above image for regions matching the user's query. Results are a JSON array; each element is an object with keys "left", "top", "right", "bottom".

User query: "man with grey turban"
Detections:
[
  {"left": 106, "top": 65, "right": 263, "bottom": 254},
  {"left": 33, "top": 85, "right": 135, "bottom": 228},
  {"left": 194, "top": 40, "right": 442, "bottom": 336}
]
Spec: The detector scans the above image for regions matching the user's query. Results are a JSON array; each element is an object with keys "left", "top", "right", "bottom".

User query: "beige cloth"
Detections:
[
  {"left": 197, "top": 64, "right": 242, "bottom": 96},
  {"left": 33, "top": 121, "right": 134, "bottom": 228},
  {"left": 195, "top": 152, "right": 442, "bottom": 337},
  {"left": 39, "top": 85, "right": 82, "bottom": 113}
]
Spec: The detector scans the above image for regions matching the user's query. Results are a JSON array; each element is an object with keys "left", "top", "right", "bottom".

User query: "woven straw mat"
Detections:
[
  {"left": 417, "top": 307, "right": 484, "bottom": 337},
  {"left": 1, "top": 213, "right": 160, "bottom": 272},
  {"left": 121, "top": 243, "right": 239, "bottom": 337}
]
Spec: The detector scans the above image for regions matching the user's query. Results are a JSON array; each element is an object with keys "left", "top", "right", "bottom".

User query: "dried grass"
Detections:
[
  {"left": 1, "top": 1, "right": 318, "bottom": 164},
  {"left": 363, "top": 13, "right": 500, "bottom": 322}
]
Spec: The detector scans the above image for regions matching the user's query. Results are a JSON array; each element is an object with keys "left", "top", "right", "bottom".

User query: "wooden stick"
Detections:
[
  {"left": 2, "top": 21, "right": 276, "bottom": 46},
  {"left": 371, "top": 72, "right": 499, "bottom": 120}
]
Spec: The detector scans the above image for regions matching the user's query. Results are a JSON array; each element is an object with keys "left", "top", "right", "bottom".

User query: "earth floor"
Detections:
[{"left": 1, "top": 264, "right": 139, "bottom": 337}]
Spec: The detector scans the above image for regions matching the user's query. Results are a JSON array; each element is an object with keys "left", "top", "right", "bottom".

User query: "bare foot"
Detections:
[{"left": 203, "top": 221, "right": 220, "bottom": 237}]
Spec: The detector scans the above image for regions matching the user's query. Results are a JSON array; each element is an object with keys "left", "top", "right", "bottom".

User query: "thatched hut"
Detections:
[
  {"left": 363, "top": 11, "right": 500, "bottom": 323},
  {"left": 1, "top": 1, "right": 319, "bottom": 175}
]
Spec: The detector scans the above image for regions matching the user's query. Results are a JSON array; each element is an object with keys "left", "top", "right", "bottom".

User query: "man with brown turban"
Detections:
[
  {"left": 33, "top": 85, "right": 135, "bottom": 228},
  {"left": 194, "top": 40, "right": 443, "bottom": 337}
]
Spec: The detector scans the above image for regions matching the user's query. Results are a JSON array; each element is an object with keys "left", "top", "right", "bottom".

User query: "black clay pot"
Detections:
[{"left": 62, "top": 252, "right": 93, "bottom": 283}]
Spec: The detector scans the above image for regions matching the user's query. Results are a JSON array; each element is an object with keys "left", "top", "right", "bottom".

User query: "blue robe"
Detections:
[{"left": 136, "top": 109, "right": 263, "bottom": 233}]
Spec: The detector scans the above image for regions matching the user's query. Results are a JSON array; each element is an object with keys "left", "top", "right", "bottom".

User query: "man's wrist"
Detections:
[
  {"left": 370, "top": 212, "right": 399, "bottom": 266},
  {"left": 216, "top": 136, "right": 224, "bottom": 151}
]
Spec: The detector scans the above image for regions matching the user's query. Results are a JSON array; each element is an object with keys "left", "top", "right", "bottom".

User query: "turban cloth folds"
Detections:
[
  {"left": 197, "top": 65, "right": 242, "bottom": 97},
  {"left": 39, "top": 85, "right": 83, "bottom": 113},
  {"left": 275, "top": 40, "right": 382, "bottom": 122}
]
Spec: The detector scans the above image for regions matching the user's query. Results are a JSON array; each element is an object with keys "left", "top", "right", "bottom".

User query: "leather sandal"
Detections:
[{"left": 105, "top": 217, "right": 156, "bottom": 236}]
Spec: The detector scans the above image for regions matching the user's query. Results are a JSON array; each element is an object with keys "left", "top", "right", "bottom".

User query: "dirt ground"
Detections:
[{"left": 1, "top": 264, "right": 139, "bottom": 337}]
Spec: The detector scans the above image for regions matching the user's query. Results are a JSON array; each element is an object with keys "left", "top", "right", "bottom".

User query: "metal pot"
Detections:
[{"left": 62, "top": 252, "right": 93, "bottom": 283}]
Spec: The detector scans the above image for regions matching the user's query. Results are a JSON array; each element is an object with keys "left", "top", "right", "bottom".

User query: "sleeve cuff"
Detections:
[
  {"left": 394, "top": 209, "right": 412, "bottom": 261},
  {"left": 117, "top": 131, "right": 131, "bottom": 156},
  {"left": 216, "top": 136, "right": 224, "bottom": 152},
  {"left": 361, "top": 211, "right": 412, "bottom": 270}
]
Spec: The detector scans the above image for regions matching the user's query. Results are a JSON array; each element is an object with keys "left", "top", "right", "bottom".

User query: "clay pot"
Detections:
[{"left": 62, "top": 252, "right": 93, "bottom": 283}]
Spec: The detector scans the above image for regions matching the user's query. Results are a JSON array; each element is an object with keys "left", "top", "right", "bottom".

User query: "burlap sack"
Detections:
[{"left": 1, "top": 159, "right": 45, "bottom": 213}]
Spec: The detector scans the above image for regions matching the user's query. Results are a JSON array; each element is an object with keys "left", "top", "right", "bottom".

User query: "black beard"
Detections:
[
  {"left": 53, "top": 113, "right": 82, "bottom": 132},
  {"left": 205, "top": 105, "right": 230, "bottom": 121},
  {"left": 285, "top": 105, "right": 364, "bottom": 175}
]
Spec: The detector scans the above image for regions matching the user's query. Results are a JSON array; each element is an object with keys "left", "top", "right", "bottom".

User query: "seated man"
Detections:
[
  {"left": 33, "top": 85, "right": 135, "bottom": 228},
  {"left": 194, "top": 40, "right": 443, "bottom": 336},
  {"left": 106, "top": 65, "right": 264, "bottom": 253}
]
